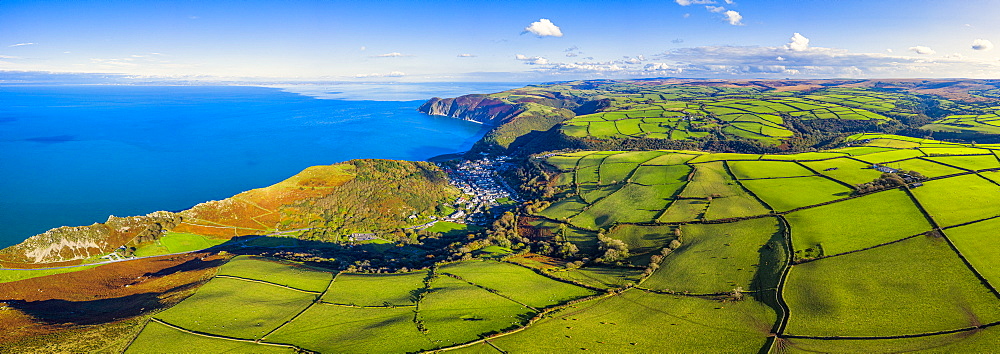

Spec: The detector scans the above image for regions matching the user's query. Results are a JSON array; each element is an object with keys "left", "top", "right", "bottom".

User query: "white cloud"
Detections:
[
  {"left": 522, "top": 36, "right": 1000, "bottom": 80},
  {"left": 675, "top": 0, "right": 715, "bottom": 5},
  {"left": 909, "top": 46, "right": 936, "bottom": 55},
  {"left": 8, "top": 43, "right": 35, "bottom": 47},
  {"left": 355, "top": 71, "right": 406, "bottom": 78},
  {"left": 566, "top": 52, "right": 579, "bottom": 57},
  {"left": 724, "top": 0, "right": 735, "bottom": 3},
  {"left": 724, "top": 10, "right": 743, "bottom": 25},
  {"left": 0, "top": 55, "right": 20, "bottom": 59},
  {"left": 683, "top": 13, "right": 691, "bottom": 18},
  {"left": 457, "top": 53, "right": 476, "bottom": 57},
  {"left": 374, "top": 52, "right": 405, "bottom": 57},
  {"left": 886, "top": 48, "right": 893, "bottom": 53},
  {"left": 360, "top": 46, "right": 366, "bottom": 51},
  {"left": 785, "top": 33, "right": 809, "bottom": 52},
  {"left": 515, "top": 54, "right": 549, "bottom": 65},
  {"left": 523, "top": 19, "right": 563, "bottom": 37},
  {"left": 972, "top": 39, "right": 994, "bottom": 51},
  {"left": 706, "top": 5, "right": 726, "bottom": 13}
]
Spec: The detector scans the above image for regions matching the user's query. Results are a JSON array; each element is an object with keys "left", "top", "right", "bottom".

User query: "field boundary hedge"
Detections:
[
  {"left": 779, "top": 319, "right": 1000, "bottom": 340},
  {"left": 213, "top": 274, "right": 322, "bottom": 294},
  {"left": 151, "top": 318, "right": 303, "bottom": 350}
]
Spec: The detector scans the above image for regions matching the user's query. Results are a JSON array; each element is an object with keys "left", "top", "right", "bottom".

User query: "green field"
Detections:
[
  {"left": 728, "top": 160, "right": 815, "bottom": 179},
  {"left": 925, "top": 154, "right": 1000, "bottom": 171},
  {"left": 912, "top": 174, "right": 1000, "bottom": 227},
  {"left": 486, "top": 290, "right": 776, "bottom": 353},
  {"left": 800, "top": 157, "right": 884, "bottom": 185},
  {"left": 784, "top": 235, "right": 1000, "bottom": 337},
  {"left": 890, "top": 158, "right": 964, "bottom": 178},
  {"left": 572, "top": 183, "right": 683, "bottom": 229},
  {"left": 642, "top": 218, "right": 785, "bottom": 294},
  {"left": 155, "top": 277, "right": 317, "bottom": 339},
  {"left": 785, "top": 189, "right": 933, "bottom": 259},
  {"left": 126, "top": 321, "right": 297, "bottom": 354},
  {"left": 658, "top": 198, "right": 709, "bottom": 222},
  {"left": 781, "top": 327, "right": 1000, "bottom": 353},
  {"left": 216, "top": 256, "right": 332, "bottom": 292},
  {"left": 606, "top": 224, "right": 678, "bottom": 257},
  {"left": 945, "top": 217, "right": 1000, "bottom": 289},
  {"left": 550, "top": 266, "right": 644, "bottom": 289},
  {"left": 264, "top": 305, "right": 431, "bottom": 353},
  {"left": 853, "top": 149, "right": 925, "bottom": 164},
  {"left": 322, "top": 271, "right": 428, "bottom": 306},
  {"left": 439, "top": 261, "right": 596, "bottom": 308},
  {"left": 741, "top": 176, "right": 852, "bottom": 212},
  {"left": 417, "top": 275, "right": 534, "bottom": 346},
  {"left": 630, "top": 164, "right": 690, "bottom": 185},
  {"left": 133, "top": 231, "right": 227, "bottom": 257}
]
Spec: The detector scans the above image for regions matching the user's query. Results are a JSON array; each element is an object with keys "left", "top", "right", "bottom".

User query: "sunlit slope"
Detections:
[{"left": 0, "top": 159, "right": 458, "bottom": 266}]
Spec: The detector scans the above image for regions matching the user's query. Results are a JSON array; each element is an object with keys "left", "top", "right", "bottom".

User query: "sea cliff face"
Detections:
[
  {"left": 0, "top": 211, "right": 180, "bottom": 265},
  {"left": 418, "top": 94, "right": 525, "bottom": 125}
]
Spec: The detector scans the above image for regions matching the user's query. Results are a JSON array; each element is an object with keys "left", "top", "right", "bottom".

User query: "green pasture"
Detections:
[
  {"left": 785, "top": 189, "right": 932, "bottom": 259},
  {"left": 920, "top": 147, "right": 994, "bottom": 156},
  {"left": 781, "top": 327, "right": 1000, "bottom": 354},
  {"left": 630, "top": 164, "right": 691, "bottom": 185},
  {"left": 545, "top": 155, "right": 584, "bottom": 171},
  {"left": 658, "top": 199, "right": 709, "bottom": 222},
  {"left": 642, "top": 217, "right": 785, "bottom": 294},
  {"left": 134, "top": 232, "right": 227, "bottom": 257},
  {"left": 945, "top": 217, "right": 1000, "bottom": 289},
  {"left": 537, "top": 195, "right": 588, "bottom": 221},
  {"left": 418, "top": 275, "right": 534, "bottom": 346},
  {"left": 728, "top": 161, "right": 815, "bottom": 179},
  {"left": 760, "top": 152, "right": 848, "bottom": 161},
  {"left": 550, "top": 266, "right": 644, "bottom": 289},
  {"left": 322, "top": 271, "right": 428, "bottom": 306},
  {"left": 679, "top": 161, "right": 737, "bottom": 198},
  {"left": 265, "top": 305, "right": 431, "bottom": 353},
  {"left": 155, "top": 277, "right": 317, "bottom": 340},
  {"left": 572, "top": 183, "right": 682, "bottom": 229},
  {"left": 606, "top": 224, "right": 678, "bottom": 257},
  {"left": 926, "top": 154, "right": 1000, "bottom": 171},
  {"left": 487, "top": 290, "right": 775, "bottom": 353},
  {"left": 602, "top": 150, "right": 666, "bottom": 164},
  {"left": 641, "top": 152, "right": 700, "bottom": 165},
  {"left": 741, "top": 176, "right": 852, "bottom": 212},
  {"left": 126, "top": 321, "right": 296, "bottom": 354},
  {"left": 800, "top": 157, "right": 883, "bottom": 185},
  {"left": 439, "top": 261, "right": 596, "bottom": 308},
  {"left": 784, "top": 235, "right": 1000, "bottom": 337},
  {"left": 890, "top": 158, "right": 964, "bottom": 178},
  {"left": 599, "top": 162, "right": 640, "bottom": 185},
  {"left": 425, "top": 221, "right": 474, "bottom": 236},
  {"left": 912, "top": 174, "right": 1000, "bottom": 227},
  {"left": 854, "top": 149, "right": 925, "bottom": 164},
  {"left": 216, "top": 256, "right": 332, "bottom": 292},
  {"left": 688, "top": 153, "right": 760, "bottom": 164}
]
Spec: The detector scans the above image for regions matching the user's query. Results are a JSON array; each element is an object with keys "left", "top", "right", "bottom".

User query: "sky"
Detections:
[{"left": 2, "top": 0, "right": 1000, "bottom": 82}]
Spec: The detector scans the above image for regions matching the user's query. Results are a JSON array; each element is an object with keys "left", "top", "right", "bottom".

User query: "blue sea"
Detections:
[{"left": 0, "top": 83, "right": 521, "bottom": 248}]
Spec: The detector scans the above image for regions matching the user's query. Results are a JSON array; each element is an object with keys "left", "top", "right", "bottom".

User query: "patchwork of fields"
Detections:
[
  {"left": 118, "top": 134, "right": 1000, "bottom": 352},
  {"left": 559, "top": 87, "right": 904, "bottom": 144}
]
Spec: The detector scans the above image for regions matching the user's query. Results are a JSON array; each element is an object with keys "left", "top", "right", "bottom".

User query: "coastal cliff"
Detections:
[
  {"left": 418, "top": 94, "right": 525, "bottom": 125},
  {"left": 0, "top": 211, "right": 180, "bottom": 265}
]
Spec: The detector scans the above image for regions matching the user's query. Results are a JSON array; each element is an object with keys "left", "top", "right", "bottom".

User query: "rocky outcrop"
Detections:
[
  {"left": 418, "top": 94, "right": 525, "bottom": 126},
  {"left": 0, "top": 211, "right": 180, "bottom": 265}
]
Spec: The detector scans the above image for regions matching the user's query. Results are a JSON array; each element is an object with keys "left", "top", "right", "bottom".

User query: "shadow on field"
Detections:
[
  {"left": 7, "top": 283, "right": 194, "bottom": 325},
  {"left": 143, "top": 256, "right": 228, "bottom": 278}
]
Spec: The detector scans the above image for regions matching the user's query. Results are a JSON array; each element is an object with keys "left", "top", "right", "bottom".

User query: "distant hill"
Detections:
[{"left": 419, "top": 78, "right": 1000, "bottom": 155}]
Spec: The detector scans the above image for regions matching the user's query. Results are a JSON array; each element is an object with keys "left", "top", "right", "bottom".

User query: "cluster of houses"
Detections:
[{"left": 441, "top": 156, "right": 520, "bottom": 225}]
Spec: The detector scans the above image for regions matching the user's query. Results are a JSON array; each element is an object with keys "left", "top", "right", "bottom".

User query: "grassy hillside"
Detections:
[
  {"left": 0, "top": 159, "right": 459, "bottom": 267},
  {"left": 97, "top": 134, "right": 1000, "bottom": 353}
]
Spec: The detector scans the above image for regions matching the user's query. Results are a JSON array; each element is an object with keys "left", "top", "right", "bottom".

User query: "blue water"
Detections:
[{"left": 0, "top": 84, "right": 513, "bottom": 248}]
